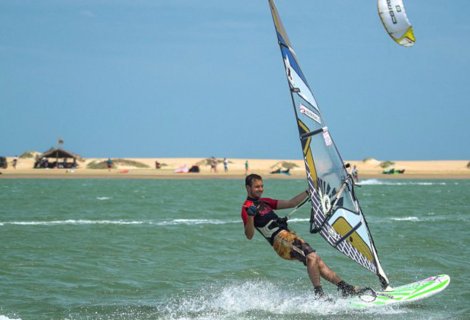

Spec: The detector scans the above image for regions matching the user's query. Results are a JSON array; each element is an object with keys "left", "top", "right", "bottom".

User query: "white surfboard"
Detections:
[{"left": 349, "top": 274, "right": 450, "bottom": 309}]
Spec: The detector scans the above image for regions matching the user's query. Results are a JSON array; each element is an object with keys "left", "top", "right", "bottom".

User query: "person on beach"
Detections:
[
  {"left": 241, "top": 173, "right": 359, "bottom": 298},
  {"left": 106, "top": 158, "right": 113, "bottom": 171},
  {"left": 223, "top": 157, "right": 228, "bottom": 173},
  {"left": 351, "top": 165, "right": 359, "bottom": 183},
  {"left": 210, "top": 156, "right": 217, "bottom": 173},
  {"left": 345, "top": 163, "right": 359, "bottom": 183}
]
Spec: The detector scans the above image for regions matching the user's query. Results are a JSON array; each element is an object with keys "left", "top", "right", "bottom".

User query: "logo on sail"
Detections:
[{"left": 299, "top": 104, "right": 321, "bottom": 124}]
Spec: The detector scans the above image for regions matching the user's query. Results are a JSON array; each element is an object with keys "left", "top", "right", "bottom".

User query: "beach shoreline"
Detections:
[{"left": 0, "top": 157, "right": 469, "bottom": 180}]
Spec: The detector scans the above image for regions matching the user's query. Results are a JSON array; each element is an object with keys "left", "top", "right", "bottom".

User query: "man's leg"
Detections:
[
  {"left": 306, "top": 252, "right": 359, "bottom": 297},
  {"left": 305, "top": 252, "right": 341, "bottom": 287}
]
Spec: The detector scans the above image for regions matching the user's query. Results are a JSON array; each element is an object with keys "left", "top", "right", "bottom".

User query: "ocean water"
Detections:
[{"left": 0, "top": 178, "right": 469, "bottom": 320}]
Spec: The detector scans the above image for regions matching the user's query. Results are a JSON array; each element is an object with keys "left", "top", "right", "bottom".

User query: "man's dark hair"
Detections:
[{"left": 245, "top": 173, "right": 262, "bottom": 187}]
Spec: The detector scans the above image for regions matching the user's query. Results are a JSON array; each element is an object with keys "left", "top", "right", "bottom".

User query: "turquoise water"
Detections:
[{"left": 0, "top": 178, "right": 469, "bottom": 320}]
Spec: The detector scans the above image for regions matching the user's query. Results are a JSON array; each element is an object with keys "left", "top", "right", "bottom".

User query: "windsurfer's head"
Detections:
[
  {"left": 245, "top": 173, "right": 262, "bottom": 187},
  {"left": 245, "top": 174, "right": 263, "bottom": 199}
]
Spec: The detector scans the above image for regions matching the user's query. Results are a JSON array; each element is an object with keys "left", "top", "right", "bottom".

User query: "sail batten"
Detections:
[{"left": 268, "top": 0, "right": 390, "bottom": 289}]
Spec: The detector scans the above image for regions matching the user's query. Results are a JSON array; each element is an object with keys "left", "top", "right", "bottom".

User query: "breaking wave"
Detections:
[
  {"left": 0, "top": 219, "right": 240, "bottom": 227},
  {"left": 152, "top": 281, "right": 405, "bottom": 319},
  {"left": 359, "top": 180, "right": 449, "bottom": 186}
]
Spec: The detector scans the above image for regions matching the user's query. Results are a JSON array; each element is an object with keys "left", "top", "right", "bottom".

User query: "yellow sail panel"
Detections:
[
  {"left": 298, "top": 119, "right": 318, "bottom": 188},
  {"left": 331, "top": 217, "right": 374, "bottom": 262},
  {"left": 395, "top": 26, "right": 415, "bottom": 47}
]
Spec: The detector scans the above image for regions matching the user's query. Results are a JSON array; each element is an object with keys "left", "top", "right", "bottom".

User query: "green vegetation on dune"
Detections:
[{"left": 87, "top": 159, "right": 150, "bottom": 169}]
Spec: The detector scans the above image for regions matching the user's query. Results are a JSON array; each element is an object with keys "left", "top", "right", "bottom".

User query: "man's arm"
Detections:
[
  {"left": 276, "top": 190, "right": 309, "bottom": 209},
  {"left": 244, "top": 216, "right": 255, "bottom": 239}
]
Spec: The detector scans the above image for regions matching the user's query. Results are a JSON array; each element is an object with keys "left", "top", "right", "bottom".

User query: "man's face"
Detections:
[{"left": 246, "top": 179, "right": 264, "bottom": 199}]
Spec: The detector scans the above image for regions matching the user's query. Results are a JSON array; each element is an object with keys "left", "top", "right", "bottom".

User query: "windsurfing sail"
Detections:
[
  {"left": 377, "top": 0, "right": 415, "bottom": 47},
  {"left": 267, "top": 0, "right": 391, "bottom": 290}
]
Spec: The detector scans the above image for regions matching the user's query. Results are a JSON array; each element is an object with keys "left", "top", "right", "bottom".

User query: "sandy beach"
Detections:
[{"left": 0, "top": 156, "right": 469, "bottom": 180}]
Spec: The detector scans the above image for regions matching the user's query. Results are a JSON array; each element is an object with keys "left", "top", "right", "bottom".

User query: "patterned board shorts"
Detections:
[{"left": 272, "top": 230, "right": 315, "bottom": 265}]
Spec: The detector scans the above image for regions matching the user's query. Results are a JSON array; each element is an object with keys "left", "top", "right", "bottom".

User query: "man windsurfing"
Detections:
[{"left": 241, "top": 173, "right": 359, "bottom": 298}]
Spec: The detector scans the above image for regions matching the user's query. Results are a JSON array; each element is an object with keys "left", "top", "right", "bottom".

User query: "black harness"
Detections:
[{"left": 247, "top": 197, "right": 288, "bottom": 245}]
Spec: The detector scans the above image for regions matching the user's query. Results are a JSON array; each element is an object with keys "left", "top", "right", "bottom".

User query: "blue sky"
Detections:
[{"left": 1, "top": 0, "right": 469, "bottom": 160}]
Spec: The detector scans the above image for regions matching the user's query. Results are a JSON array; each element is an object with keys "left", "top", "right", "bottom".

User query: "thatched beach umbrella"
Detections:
[{"left": 36, "top": 148, "right": 79, "bottom": 168}]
